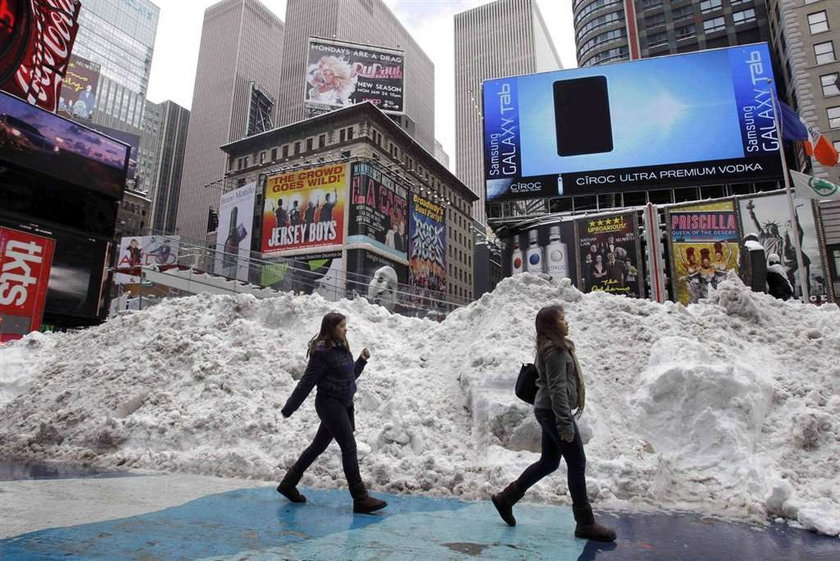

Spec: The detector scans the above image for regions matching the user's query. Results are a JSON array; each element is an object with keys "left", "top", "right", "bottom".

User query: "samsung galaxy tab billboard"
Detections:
[{"left": 483, "top": 43, "right": 782, "bottom": 202}]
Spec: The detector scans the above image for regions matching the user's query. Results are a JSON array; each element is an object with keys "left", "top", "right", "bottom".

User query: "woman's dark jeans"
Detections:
[
  {"left": 516, "top": 408, "right": 589, "bottom": 506},
  {"left": 292, "top": 395, "right": 361, "bottom": 486}
]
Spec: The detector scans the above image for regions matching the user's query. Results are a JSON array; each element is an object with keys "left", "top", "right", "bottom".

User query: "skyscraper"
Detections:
[
  {"left": 175, "top": 0, "right": 284, "bottom": 241},
  {"left": 454, "top": 0, "right": 562, "bottom": 225},
  {"left": 148, "top": 101, "right": 190, "bottom": 235},
  {"left": 71, "top": 0, "right": 160, "bottom": 134},
  {"left": 275, "top": 0, "right": 435, "bottom": 151},
  {"left": 573, "top": 0, "right": 770, "bottom": 69}
]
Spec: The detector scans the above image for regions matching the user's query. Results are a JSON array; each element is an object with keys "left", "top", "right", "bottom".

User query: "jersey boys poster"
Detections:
[
  {"left": 666, "top": 200, "right": 741, "bottom": 305},
  {"left": 261, "top": 163, "right": 348, "bottom": 255},
  {"left": 409, "top": 194, "right": 446, "bottom": 293}
]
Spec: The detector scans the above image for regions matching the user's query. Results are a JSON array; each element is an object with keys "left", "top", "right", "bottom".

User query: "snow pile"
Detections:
[{"left": 1, "top": 274, "right": 839, "bottom": 536}]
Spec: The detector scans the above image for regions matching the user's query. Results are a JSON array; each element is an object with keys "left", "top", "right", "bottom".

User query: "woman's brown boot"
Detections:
[
  {"left": 573, "top": 504, "right": 616, "bottom": 542},
  {"left": 491, "top": 481, "right": 525, "bottom": 526}
]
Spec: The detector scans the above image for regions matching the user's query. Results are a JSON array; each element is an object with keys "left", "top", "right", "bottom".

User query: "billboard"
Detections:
[
  {"left": 666, "top": 200, "right": 741, "bottom": 305},
  {"left": 347, "top": 161, "right": 409, "bottom": 260},
  {"left": 261, "top": 251, "right": 345, "bottom": 302},
  {"left": 215, "top": 182, "right": 256, "bottom": 281},
  {"left": 0, "top": 226, "right": 55, "bottom": 342},
  {"left": 0, "top": 0, "right": 82, "bottom": 112},
  {"left": 261, "top": 163, "right": 348, "bottom": 255},
  {"left": 347, "top": 249, "right": 408, "bottom": 311},
  {"left": 305, "top": 37, "right": 404, "bottom": 116},
  {"left": 574, "top": 212, "right": 643, "bottom": 297},
  {"left": 58, "top": 55, "right": 100, "bottom": 120},
  {"left": 483, "top": 43, "right": 782, "bottom": 201},
  {"left": 502, "top": 220, "right": 578, "bottom": 285},
  {"left": 409, "top": 194, "right": 446, "bottom": 293},
  {"left": 115, "top": 234, "right": 180, "bottom": 284},
  {"left": 0, "top": 91, "right": 130, "bottom": 199},
  {"left": 737, "top": 194, "right": 831, "bottom": 303}
]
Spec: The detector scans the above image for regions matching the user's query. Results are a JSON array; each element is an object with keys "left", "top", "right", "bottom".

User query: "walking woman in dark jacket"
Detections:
[
  {"left": 491, "top": 304, "right": 615, "bottom": 542},
  {"left": 278, "top": 311, "right": 387, "bottom": 514}
]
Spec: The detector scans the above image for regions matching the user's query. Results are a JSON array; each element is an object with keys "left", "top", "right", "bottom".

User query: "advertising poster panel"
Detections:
[
  {"left": 58, "top": 55, "right": 100, "bottom": 120},
  {"left": 261, "top": 251, "right": 345, "bottom": 302},
  {"left": 574, "top": 212, "right": 643, "bottom": 297},
  {"left": 215, "top": 182, "right": 256, "bottom": 281},
  {"left": 348, "top": 161, "right": 409, "bottom": 260},
  {"left": 0, "top": 91, "right": 130, "bottom": 199},
  {"left": 409, "top": 194, "right": 446, "bottom": 293},
  {"left": 305, "top": 37, "right": 404, "bottom": 116},
  {"left": 261, "top": 163, "right": 348, "bottom": 255},
  {"left": 483, "top": 43, "right": 782, "bottom": 202},
  {"left": 347, "top": 249, "right": 408, "bottom": 311},
  {"left": 0, "top": 226, "right": 55, "bottom": 342},
  {"left": 737, "top": 194, "right": 831, "bottom": 303},
  {"left": 114, "top": 235, "right": 180, "bottom": 284},
  {"left": 666, "top": 200, "right": 741, "bottom": 305},
  {"left": 0, "top": 0, "right": 82, "bottom": 112},
  {"left": 501, "top": 220, "right": 577, "bottom": 286}
]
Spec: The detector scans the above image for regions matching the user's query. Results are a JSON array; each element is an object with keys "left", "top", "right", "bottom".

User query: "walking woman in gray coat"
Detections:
[{"left": 491, "top": 304, "right": 615, "bottom": 542}]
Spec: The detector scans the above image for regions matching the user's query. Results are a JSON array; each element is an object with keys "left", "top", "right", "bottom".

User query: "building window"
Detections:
[
  {"left": 318, "top": 134, "right": 326, "bottom": 148},
  {"left": 703, "top": 17, "right": 726, "bottom": 33},
  {"left": 675, "top": 23, "right": 696, "bottom": 39},
  {"left": 699, "top": 0, "right": 721, "bottom": 14},
  {"left": 339, "top": 129, "right": 346, "bottom": 142},
  {"left": 821, "top": 73, "right": 840, "bottom": 97},
  {"left": 815, "top": 41, "right": 836, "bottom": 65},
  {"left": 808, "top": 11, "right": 829, "bottom": 34},
  {"left": 648, "top": 31, "right": 668, "bottom": 47},
  {"left": 642, "top": 0, "right": 662, "bottom": 9},
  {"left": 271, "top": 148, "right": 277, "bottom": 160},
  {"left": 347, "top": 127, "right": 354, "bottom": 140},
  {"left": 578, "top": 10, "right": 623, "bottom": 38},
  {"left": 645, "top": 13, "right": 665, "bottom": 28},
  {"left": 828, "top": 106, "right": 840, "bottom": 129},
  {"left": 732, "top": 9, "right": 756, "bottom": 25},
  {"left": 259, "top": 151, "right": 266, "bottom": 164},
  {"left": 294, "top": 141, "right": 301, "bottom": 154},
  {"left": 672, "top": 5, "right": 693, "bottom": 21},
  {"left": 306, "top": 138, "right": 313, "bottom": 151}
]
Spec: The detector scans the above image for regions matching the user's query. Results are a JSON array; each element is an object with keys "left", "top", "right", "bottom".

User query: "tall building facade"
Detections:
[
  {"left": 72, "top": 0, "right": 160, "bottom": 133},
  {"left": 148, "top": 101, "right": 190, "bottom": 235},
  {"left": 275, "top": 0, "right": 435, "bottom": 152},
  {"left": 175, "top": 0, "right": 284, "bottom": 241},
  {"left": 573, "top": 0, "right": 770, "bottom": 68},
  {"left": 767, "top": 0, "right": 840, "bottom": 296},
  {"left": 454, "top": 0, "right": 562, "bottom": 225}
]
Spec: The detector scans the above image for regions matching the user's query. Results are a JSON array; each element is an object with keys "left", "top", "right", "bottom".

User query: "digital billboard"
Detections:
[
  {"left": 347, "top": 249, "right": 408, "bottom": 312},
  {"left": 0, "top": 91, "right": 130, "bottom": 199},
  {"left": 483, "top": 43, "right": 782, "bottom": 201},
  {"left": 574, "top": 212, "right": 643, "bottom": 297},
  {"left": 666, "top": 200, "right": 741, "bottom": 305},
  {"left": 261, "top": 251, "right": 345, "bottom": 302},
  {"left": 90, "top": 124, "right": 140, "bottom": 183},
  {"left": 215, "top": 182, "right": 256, "bottom": 281},
  {"left": 59, "top": 55, "right": 100, "bottom": 120},
  {"left": 348, "top": 161, "right": 408, "bottom": 260},
  {"left": 261, "top": 163, "right": 348, "bottom": 255},
  {"left": 0, "top": 0, "right": 82, "bottom": 112},
  {"left": 305, "top": 37, "right": 404, "bottom": 116}
]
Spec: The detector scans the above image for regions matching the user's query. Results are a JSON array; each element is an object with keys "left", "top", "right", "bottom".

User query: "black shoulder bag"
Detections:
[{"left": 515, "top": 363, "right": 538, "bottom": 404}]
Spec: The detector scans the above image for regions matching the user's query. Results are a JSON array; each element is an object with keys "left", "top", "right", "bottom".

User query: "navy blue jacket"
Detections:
[{"left": 281, "top": 343, "right": 367, "bottom": 415}]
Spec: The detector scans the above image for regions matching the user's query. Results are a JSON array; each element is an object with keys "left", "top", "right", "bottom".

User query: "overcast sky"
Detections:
[{"left": 145, "top": 0, "right": 577, "bottom": 166}]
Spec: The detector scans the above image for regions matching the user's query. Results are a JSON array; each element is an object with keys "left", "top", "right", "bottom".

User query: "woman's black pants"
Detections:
[
  {"left": 516, "top": 408, "right": 589, "bottom": 506},
  {"left": 291, "top": 395, "right": 362, "bottom": 486}
]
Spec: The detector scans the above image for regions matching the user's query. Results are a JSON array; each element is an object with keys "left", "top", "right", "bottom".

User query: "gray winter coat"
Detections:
[{"left": 534, "top": 343, "right": 584, "bottom": 440}]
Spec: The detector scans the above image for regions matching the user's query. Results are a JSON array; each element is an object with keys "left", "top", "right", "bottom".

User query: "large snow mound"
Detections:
[{"left": 1, "top": 273, "right": 839, "bottom": 536}]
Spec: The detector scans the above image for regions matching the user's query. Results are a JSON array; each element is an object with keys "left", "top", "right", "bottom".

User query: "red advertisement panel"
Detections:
[
  {"left": 0, "top": 226, "right": 55, "bottom": 342},
  {"left": 0, "top": 0, "right": 82, "bottom": 112}
]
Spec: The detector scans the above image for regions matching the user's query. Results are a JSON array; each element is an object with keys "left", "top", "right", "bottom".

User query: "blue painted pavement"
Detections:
[{"left": 1, "top": 484, "right": 837, "bottom": 561}]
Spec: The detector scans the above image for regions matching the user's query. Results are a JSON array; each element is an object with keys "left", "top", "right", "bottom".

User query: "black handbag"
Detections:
[{"left": 515, "top": 363, "right": 538, "bottom": 404}]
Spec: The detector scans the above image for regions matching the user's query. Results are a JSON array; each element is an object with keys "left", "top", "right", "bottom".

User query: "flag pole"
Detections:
[{"left": 766, "top": 79, "right": 810, "bottom": 303}]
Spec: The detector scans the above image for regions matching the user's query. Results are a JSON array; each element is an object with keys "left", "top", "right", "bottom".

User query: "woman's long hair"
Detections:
[
  {"left": 307, "top": 311, "right": 349, "bottom": 356},
  {"left": 535, "top": 304, "right": 567, "bottom": 353}
]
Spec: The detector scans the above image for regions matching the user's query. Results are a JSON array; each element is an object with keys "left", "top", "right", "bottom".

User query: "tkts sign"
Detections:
[
  {"left": 0, "top": 227, "right": 55, "bottom": 343},
  {"left": 0, "top": 0, "right": 82, "bottom": 112}
]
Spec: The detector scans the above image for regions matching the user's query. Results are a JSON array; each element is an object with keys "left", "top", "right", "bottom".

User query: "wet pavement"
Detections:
[{"left": 0, "top": 460, "right": 836, "bottom": 560}]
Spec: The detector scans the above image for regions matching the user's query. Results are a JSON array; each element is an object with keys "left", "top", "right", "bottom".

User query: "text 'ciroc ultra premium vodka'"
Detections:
[
  {"left": 545, "top": 225, "right": 568, "bottom": 279},
  {"left": 526, "top": 229, "right": 543, "bottom": 273}
]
